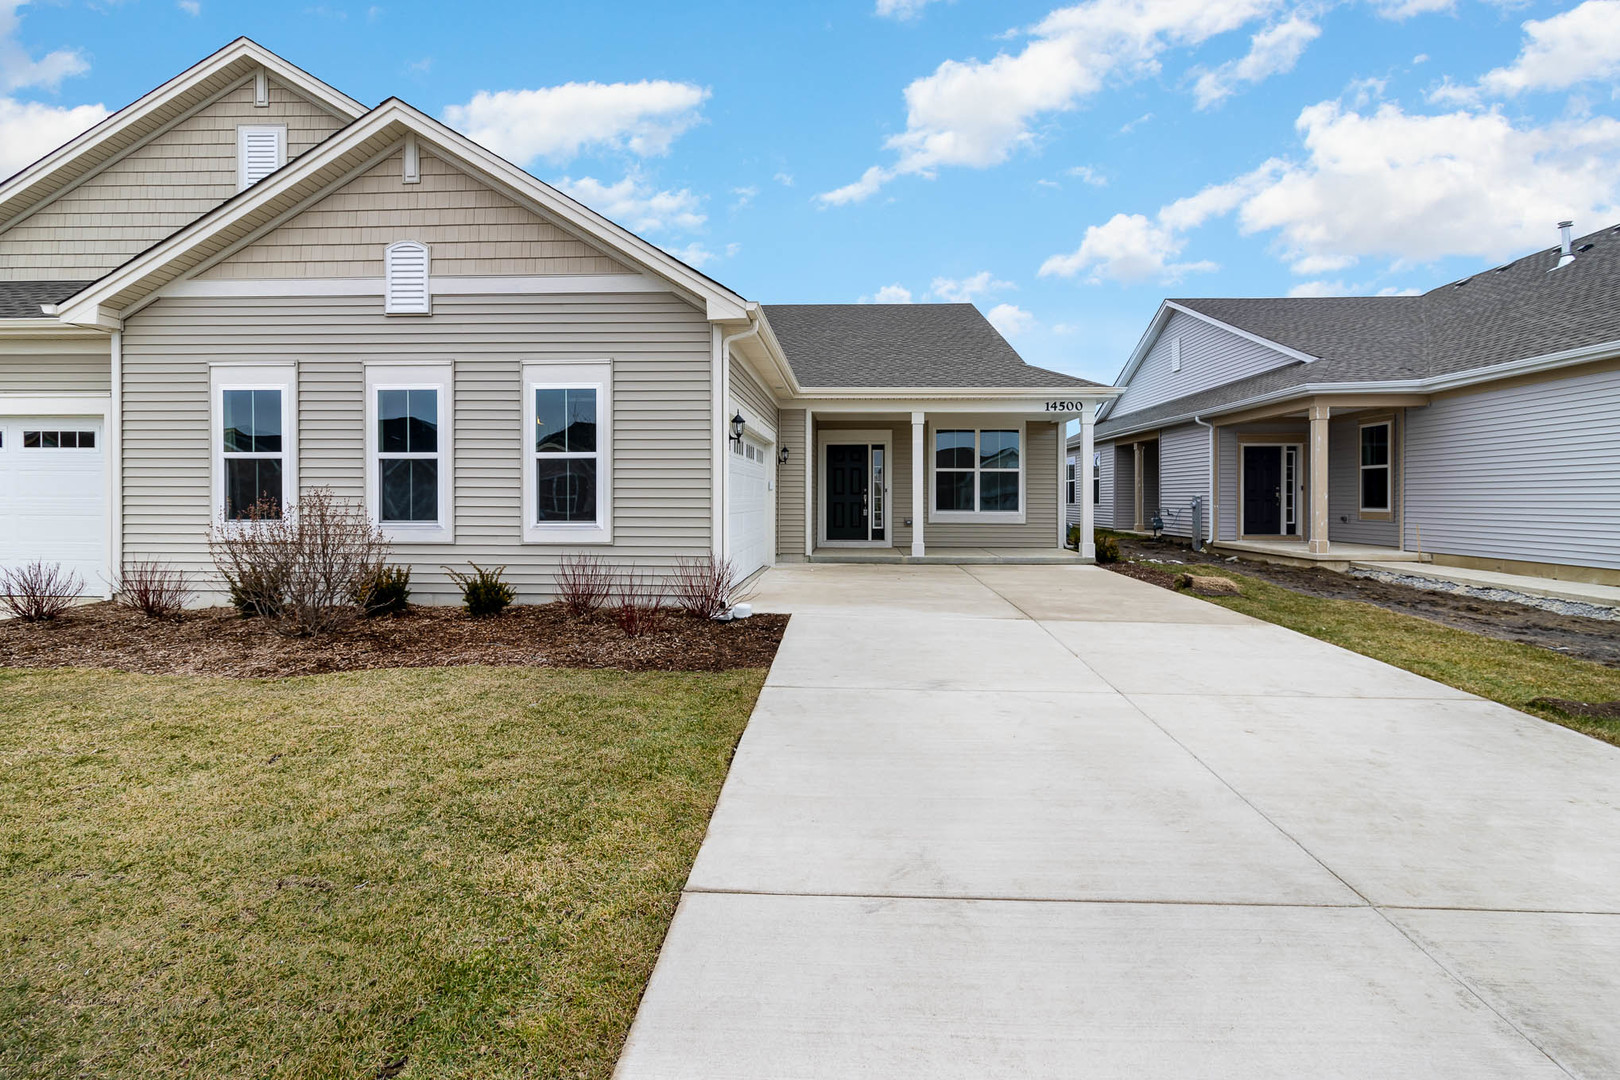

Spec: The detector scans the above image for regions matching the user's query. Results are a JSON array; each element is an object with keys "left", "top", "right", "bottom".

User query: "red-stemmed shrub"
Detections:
[
  {"left": 556, "top": 553, "right": 614, "bottom": 617},
  {"left": 0, "top": 561, "right": 84, "bottom": 622},
  {"left": 614, "top": 567, "right": 665, "bottom": 637},
  {"left": 115, "top": 559, "right": 193, "bottom": 620},
  {"left": 670, "top": 554, "right": 739, "bottom": 620}
]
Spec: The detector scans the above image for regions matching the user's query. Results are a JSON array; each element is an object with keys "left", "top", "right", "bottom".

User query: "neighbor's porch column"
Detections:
[
  {"left": 1079, "top": 403, "right": 1096, "bottom": 560},
  {"left": 911, "top": 410, "right": 926, "bottom": 557},
  {"left": 1133, "top": 441, "right": 1145, "bottom": 532},
  {"left": 1309, "top": 399, "right": 1331, "bottom": 554}
]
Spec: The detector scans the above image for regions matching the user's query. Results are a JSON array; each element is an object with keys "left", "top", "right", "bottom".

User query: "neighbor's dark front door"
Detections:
[
  {"left": 1242, "top": 445, "right": 1283, "bottom": 535},
  {"left": 827, "top": 443, "right": 870, "bottom": 541}
]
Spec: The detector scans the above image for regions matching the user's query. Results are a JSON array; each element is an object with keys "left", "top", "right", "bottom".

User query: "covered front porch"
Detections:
[{"left": 778, "top": 395, "right": 1106, "bottom": 565}]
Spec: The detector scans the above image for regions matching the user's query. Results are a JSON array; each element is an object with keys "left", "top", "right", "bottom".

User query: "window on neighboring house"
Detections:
[
  {"left": 366, "top": 365, "right": 452, "bottom": 540},
  {"left": 236, "top": 125, "right": 286, "bottom": 190},
  {"left": 524, "top": 362, "right": 612, "bottom": 543},
  {"left": 933, "top": 427, "right": 1021, "bottom": 517},
  {"left": 1360, "top": 421, "right": 1392, "bottom": 513},
  {"left": 220, "top": 388, "right": 285, "bottom": 519},
  {"left": 1066, "top": 456, "right": 1077, "bottom": 504},
  {"left": 1093, "top": 452, "right": 1101, "bottom": 504},
  {"left": 385, "top": 241, "right": 431, "bottom": 315}
]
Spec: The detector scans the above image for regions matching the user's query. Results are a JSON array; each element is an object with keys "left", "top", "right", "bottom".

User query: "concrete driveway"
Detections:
[{"left": 616, "top": 563, "right": 1620, "bottom": 1079}]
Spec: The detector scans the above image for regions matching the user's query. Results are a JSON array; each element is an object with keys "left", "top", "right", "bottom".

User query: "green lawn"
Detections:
[
  {"left": 1144, "top": 561, "right": 1620, "bottom": 746},
  {"left": 0, "top": 665, "right": 764, "bottom": 1079}
]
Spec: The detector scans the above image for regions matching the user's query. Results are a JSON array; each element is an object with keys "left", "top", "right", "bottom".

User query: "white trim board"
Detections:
[{"left": 159, "top": 274, "right": 672, "bottom": 299}]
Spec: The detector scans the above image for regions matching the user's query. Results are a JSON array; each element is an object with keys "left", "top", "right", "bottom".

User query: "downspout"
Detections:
[
  {"left": 109, "top": 330, "right": 123, "bottom": 596},
  {"left": 717, "top": 309, "right": 762, "bottom": 563},
  {"left": 1193, "top": 414, "right": 1215, "bottom": 551}
]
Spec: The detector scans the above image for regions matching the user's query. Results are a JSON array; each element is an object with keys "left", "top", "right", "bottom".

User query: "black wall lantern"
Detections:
[
  {"left": 729, "top": 412, "right": 746, "bottom": 443},
  {"left": 777, "top": 445, "right": 790, "bottom": 465}
]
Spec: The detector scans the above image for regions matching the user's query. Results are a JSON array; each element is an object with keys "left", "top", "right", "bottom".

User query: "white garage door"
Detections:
[
  {"left": 0, "top": 416, "right": 107, "bottom": 590},
  {"left": 728, "top": 434, "right": 771, "bottom": 581}
]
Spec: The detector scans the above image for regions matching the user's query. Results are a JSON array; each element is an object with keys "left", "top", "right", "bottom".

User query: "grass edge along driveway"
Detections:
[
  {"left": 0, "top": 664, "right": 763, "bottom": 1080},
  {"left": 1141, "top": 561, "right": 1620, "bottom": 748}
]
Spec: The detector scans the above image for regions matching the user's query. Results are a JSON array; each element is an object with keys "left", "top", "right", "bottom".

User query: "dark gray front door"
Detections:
[
  {"left": 827, "top": 444, "right": 869, "bottom": 541},
  {"left": 1243, "top": 445, "right": 1283, "bottom": 535}
]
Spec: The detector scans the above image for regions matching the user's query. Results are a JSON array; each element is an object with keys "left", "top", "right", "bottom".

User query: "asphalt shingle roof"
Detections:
[
  {"left": 762, "top": 303, "right": 1098, "bottom": 389},
  {"left": 1095, "top": 222, "right": 1620, "bottom": 440},
  {"left": 0, "top": 280, "right": 94, "bottom": 318}
]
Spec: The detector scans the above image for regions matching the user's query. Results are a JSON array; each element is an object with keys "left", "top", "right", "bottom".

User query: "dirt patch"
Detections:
[
  {"left": 1105, "top": 561, "right": 1179, "bottom": 590},
  {"left": 1111, "top": 535, "right": 1620, "bottom": 668},
  {"left": 1527, "top": 697, "right": 1620, "bottom": 720},
  {"left": 0, "top": 602, "right": 787, "bottom": 678}
]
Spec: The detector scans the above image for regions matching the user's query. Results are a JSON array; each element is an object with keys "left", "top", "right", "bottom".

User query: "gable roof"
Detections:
[
  {"left": 0, "top": 280, "right": 96, "bottom": 319},
  {"left": 1095, "top": 222, "right": 1620, "bottom": 440},
  {"left": 761, "top": 303, "right": 1099, "bottom": 390},
  {"left": 0, "top": 39, "right": 365, "bottom": 233},
  {"left": 50, "top": 98, "right": 750, "bottom": 328}
]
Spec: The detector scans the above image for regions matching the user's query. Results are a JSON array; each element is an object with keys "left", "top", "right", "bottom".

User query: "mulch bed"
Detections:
[
  {"left": 1102, "top": 561, "right": 1180, "bottom": 590},
  {"left": 0, "top": 602, "right": 788, "bottom": 678}
]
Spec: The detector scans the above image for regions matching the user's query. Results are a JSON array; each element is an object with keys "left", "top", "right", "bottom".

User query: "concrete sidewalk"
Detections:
[{"left": 616, "top": 563, "right": 1620, "bottom": 1078}]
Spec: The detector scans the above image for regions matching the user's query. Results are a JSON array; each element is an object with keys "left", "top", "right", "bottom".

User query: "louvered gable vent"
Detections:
[
  {"left": 385, "top": 241, "right": 431, "bottom": 314},
  {"left": 237, "top": 126, "right": 285, "bottom": 190}
]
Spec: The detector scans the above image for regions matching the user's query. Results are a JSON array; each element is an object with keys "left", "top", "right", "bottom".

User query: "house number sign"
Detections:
[{"left": 1043, "top": 400, "right": 1086, "bottom": 412}]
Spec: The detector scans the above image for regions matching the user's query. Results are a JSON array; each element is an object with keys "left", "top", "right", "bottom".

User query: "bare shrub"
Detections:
[
  {"left": 670, "top": 554, "right": 739, "bottom": 620},
  {"left": 556, "top": 554, "right": 614, "bottom": 617},
  {"left": 209, "top": 488, "right": 388, "bottom": 637},
  {"left": 0, "top": 561, "right": 84, "bottom": 622},
  {"left": 116, "top": 560, "right": 193, "bottom": 620},
  {"left": 614, "top": 566, "right": 665, "bottom": 637}
]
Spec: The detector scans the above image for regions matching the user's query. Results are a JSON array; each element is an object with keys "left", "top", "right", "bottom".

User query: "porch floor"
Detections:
[
  {"left": 1213, "top": 538, "right": 1423, "bottom": 571},
  {"left": 809, "top": 547, "right": 1090, "bottom": 566}
]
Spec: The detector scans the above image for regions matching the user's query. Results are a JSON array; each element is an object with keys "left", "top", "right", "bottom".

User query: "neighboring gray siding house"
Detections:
[
  {"left": 0, "top": 40, "right": 1115, "bottom": 602},
  {"left": 1077, "top": 221, "right": 1620, "bottom": 583}
]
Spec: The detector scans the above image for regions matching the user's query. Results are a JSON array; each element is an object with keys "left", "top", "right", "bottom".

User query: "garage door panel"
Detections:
[
  {"left": 0, "top": 416, "right": 108, "bottom": 588},
  {"left": 729, "top": 435, "right": 771, "bottom": 581}
]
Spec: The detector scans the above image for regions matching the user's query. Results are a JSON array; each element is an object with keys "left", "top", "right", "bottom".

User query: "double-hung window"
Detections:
[
  {"left": 524, "top": 361, "right": 612, "bottom": 543},
  {"left": 213, "top": 365, "right": 295, "bottom": 521},
  {"left": 1066, "top": 456, "right": 1077, "bottom": 504},
  {"left": 1093, "top": 451, "right": 1102, "bottom": 504},
  {"left": 366, "top": 363, "right": 452, "bottom": 541},
  {"left": 932, "top": 426, "right": 1023, "bottom": 521},
  {"left": 1359, "top": 420, "right": 1393, "bottom": 516}
]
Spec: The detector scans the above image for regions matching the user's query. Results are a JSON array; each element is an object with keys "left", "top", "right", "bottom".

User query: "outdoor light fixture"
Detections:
[
  {"left": 729, "top": 412, "right": 746, "bottom": 443},
  {"left": 778, "top": 446, "right": 790, "bottom": 464}
]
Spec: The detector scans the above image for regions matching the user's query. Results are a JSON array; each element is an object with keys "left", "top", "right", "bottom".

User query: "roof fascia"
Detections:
[
  {"left": 1163, "top": 301, "right": 1319, "bottom": 365},
  {"left": 0, "top": 319, "right": 107, "bottom": 338},
  {"left": 793, "top": 385, "right": 1123, "bottom": 401},
  {"left": 0, "top": 38, "right": 365, "bottom": 228}
]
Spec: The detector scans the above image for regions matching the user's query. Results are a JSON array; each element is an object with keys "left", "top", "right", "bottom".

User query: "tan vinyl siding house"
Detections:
[{"left": 0, "top": 39, "right": 1119, "bottom": 601}]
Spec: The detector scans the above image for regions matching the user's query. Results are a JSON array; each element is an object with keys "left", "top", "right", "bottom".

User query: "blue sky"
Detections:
[{"left": 3, "top": 0, "right": 1618, "bottom": 382}]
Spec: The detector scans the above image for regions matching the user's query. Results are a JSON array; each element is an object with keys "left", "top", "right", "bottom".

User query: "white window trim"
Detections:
[
  {"left": 523, "top": 361, "right": 612, "bottom": 544},
  {"left": 210, "top": 364, "right": 297, "bottom": 524},
  {"left": 236, "top": 124, "right": 287, "bottom": 191},
  {"left": 1066, "top": 454, "right": 1077, "bottom": 505},
  {"left": 814, "top": 428, "right": 894, "bottom": 549},
  {"left": 365, "top": 362, "right": 453, "bottom": 543},
  {"left": 927, "top": 420, "right": 1027, "bottom": 525},
  {"left": 1359, "top": 419, "right": 1393, "bottom": 515},
  {"left": 1092, "top": 451, "right": 1102, "bottom": 504},
  {"left": 385, "top": 240, "right": 432, "bottom": 315}
]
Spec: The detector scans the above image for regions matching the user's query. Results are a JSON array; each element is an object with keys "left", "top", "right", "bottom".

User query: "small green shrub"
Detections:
[
  {"left": 355, "top": 564, "right": 412, "bottom": 617},
  {"left": 1093, "top": 531, "right": 1121, "bottom": 564},
  {"left": 447, "top": 563, "right": 515, "bottom": 618},
  {"left": 229, "top": 566, "right": 285, "bottom": 618},
  {"left": 1066, "top": 524, "right": 1081, "bottom": 550}
]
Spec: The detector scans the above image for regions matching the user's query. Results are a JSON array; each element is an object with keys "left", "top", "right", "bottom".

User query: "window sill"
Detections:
[
  {"left": 524, "top": 522, "right": 612, "bottom": 545},
  {"left": 1357, "top": 510, "right": 1394, "bottom": 522},
  {"left": 381, "top": 523, "right": 454, "bottom": 544},
  {"left": 929, "top": 510, "right": 1026, "bottom": 525}
]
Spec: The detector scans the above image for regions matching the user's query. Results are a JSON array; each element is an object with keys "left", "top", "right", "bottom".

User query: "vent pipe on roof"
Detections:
[{"left": 1552, "top": 220, "right": 1576, "bottom": 271}]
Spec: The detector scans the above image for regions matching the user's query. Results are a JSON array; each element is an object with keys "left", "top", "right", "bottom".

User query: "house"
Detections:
[
  {"left": 0, "top": 40, "right": 1116, "bottom": 603},
  {"left": 1067, "top": 221, "right": 1620, "bottom": 584}
]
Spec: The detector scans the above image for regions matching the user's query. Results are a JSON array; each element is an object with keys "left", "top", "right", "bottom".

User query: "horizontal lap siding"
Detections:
[
  {"left": 1111, "top": 445, "right": 1133, "bottom": 529},
  {"left": 120, "top": 292, "right": 713, "bottom": 601},
  {"left": 1157, "top": 423, "right": 1209, "bottom": 538},
  {"left": 776, "top": 409, "right": 806, "bottom": 559},
  {"left": 1218, "top": 422, "right": 1305, "bottom": 539},
  {"left": 927, "top": 421, "right": 1059, "bottom": 549},
  {"left": 0, "top": 81, "right": 343, "bottom": 280},
  {"left": 1404, "top": 368, "right": 1620, "bottom": 571},
  {"left": 1110, "top": 310, "right": 1298, "bottom": 420},
  {"left": 0, "top": 345, "right": 111, "bottom": 392},
  {"left": 729, "top": 356, "right": 778, "bottom": 431},
  {"left": 1093, "top": 442, "right": 1113, "bottom": 529},
  {"left": 202, "top": 151, "right": 633, "bottom": 278},
  {"left": 1329, "top": 412, "right": 1399, "bottom": 546}
]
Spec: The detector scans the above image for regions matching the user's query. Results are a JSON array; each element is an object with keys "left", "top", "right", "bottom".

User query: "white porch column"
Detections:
[
  {"left": 1309, "top": 399, "right": 1331, "bottom": 554},
  {"left": 803, "top": 409, "right": 814, "bottom": 558},
  {"left": 910, "top": 411, "right": 925, "bottom": 557},
  {"left": 1079, "top": 404, "right": 1096, "bottom": 560}
]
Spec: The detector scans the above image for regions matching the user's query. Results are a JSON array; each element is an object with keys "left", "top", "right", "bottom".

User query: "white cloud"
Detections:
[
  {"left": 930, "top": 270, "right": 1012, "bottom": 302},
  {"left": 819, "top": 0, "right": 1280, "bottom": 204},
  {"left": 177, "top": 0, "right": 201, "bottom": 14},
  {"left": 1066, "top": 164, "right": 1107, "bottom": 186},
  {"left": 986, "top": 302, "right": 1036, "bottom": 338},
  {"left": 1288, "top": 279, "right": 1422, "bottom": 296},
  {"left": 773, "top": 171, "right": 794, "bottom": 187},
  {"left": 1192, "top": 15, "right": 1320, "bottom": 109},
  {"left": 1367, "top": 0, "right": 1454, "bottom": 19},
  {"left": 1047, "top": 98, "right": 1620, "bottom": 285},
  {"left": 0, "top": 96, "right": 107, "bottom": 176},
  {"left": 553, "top": 173, "right": 706, "bottom": 233},
  {"left": 444, "top": 79, "right": 709, "bottom": 165},
  {"left": 876, "top": 0, "right": 942, "bottom": 18},
  {"left": 1476, "top": 1, "right": 1620, "bottom": 97},
  {"left": 861, "top": 284, "right": 915, "bottom": 303},
  {"left": 730, "top": 184, "right": 757, "bottom": 209},
  {"left": 1, "top": 1, "right": 88, "bottom": 91},
  {"left": 667, "top": 241, "right": 715, "bottom": 267}
]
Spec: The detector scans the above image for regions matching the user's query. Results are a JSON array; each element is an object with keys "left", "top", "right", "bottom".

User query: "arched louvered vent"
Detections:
[{"left": 385, "top": 241, "right": 431, "bottom": 315}]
